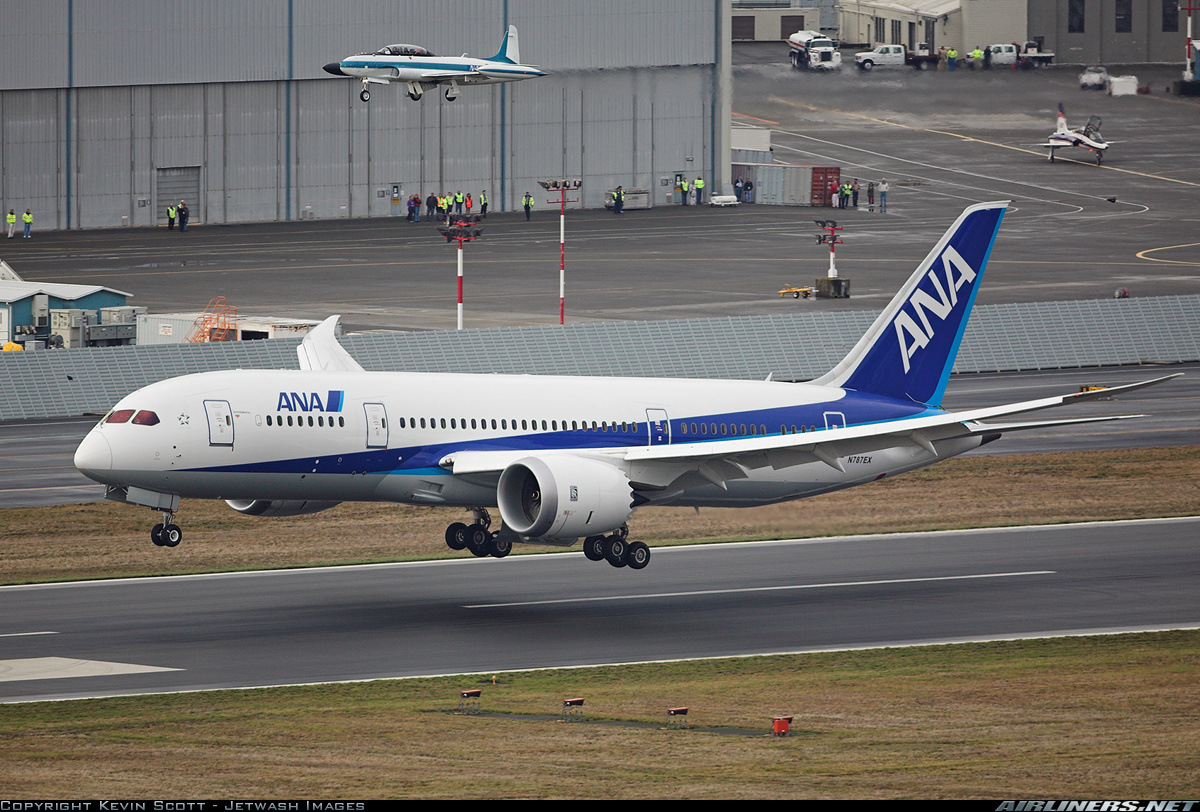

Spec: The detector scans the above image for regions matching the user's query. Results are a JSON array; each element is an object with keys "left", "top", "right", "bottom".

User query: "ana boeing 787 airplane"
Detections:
[{"left": 74, "top": 202, "right": 1175, "bottom": 569}]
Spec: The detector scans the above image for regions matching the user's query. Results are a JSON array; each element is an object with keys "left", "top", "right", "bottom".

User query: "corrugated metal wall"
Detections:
[
  {"left": 0, "top": 0, "right": 728, "bottom": 229},
  {"left": 2, "top": 294, "right": 1197, "bottom": 421}
]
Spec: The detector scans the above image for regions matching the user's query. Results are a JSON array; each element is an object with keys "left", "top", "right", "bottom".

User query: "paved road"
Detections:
[{"left": 2, "top": 517, "right": 1196, "bottom": 703}]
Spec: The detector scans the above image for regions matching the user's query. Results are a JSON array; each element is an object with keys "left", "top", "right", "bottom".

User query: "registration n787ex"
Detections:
[{"left": 74, "top": 202, "right": 1177, "bottom": 570}]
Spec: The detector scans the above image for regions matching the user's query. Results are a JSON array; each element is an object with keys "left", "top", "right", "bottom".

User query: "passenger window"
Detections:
[{"left": 339, "top": 417, "right": 345, "bottom": 427}]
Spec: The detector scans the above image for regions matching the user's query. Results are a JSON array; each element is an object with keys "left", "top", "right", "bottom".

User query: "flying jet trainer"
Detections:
[
  {"left": 322, "top": 25, "right": 545, "bottom": 102},
  {"left": 1042, "top": 103, "right": 1111, "bottom": 163},
  {"left": 74, "top": 202, "right": 1176, "bottom": 570}
]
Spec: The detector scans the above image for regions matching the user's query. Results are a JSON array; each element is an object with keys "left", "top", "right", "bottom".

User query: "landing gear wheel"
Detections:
[
  {"left": 360, "top": 88, "right": 371, "bottom": 102},
  {"left": 488, "top": 536, "right": 512, "bottom": 558},
  {"left": 446, "top": 522, "right": 469, "bottom": 550},
  {"left": 408, "top": 92, "right": 420, "bottom": 101},
  {"left": 466, "top": 525, "right": 491, "bottom": 557},
  {"left": 161, "top": 524, "right": 182, "bottom": 548},
  {"left": 626, "top": 542, "right": 651, "bottom": 570},
  {"left": 1096, "top": 153, "right": 1103, "bottom": 165},
  {"left": 583, "top": 536, "right": 606, "bottom": 562},
  {"left": 603, "top": 535, "right": 628, "bottom": 568},
  {"left": 792, "top": 291, "right": 800, "bottom": 299},
  {"left": 151, "top": 523, "right": 165, "bottom": 546}
]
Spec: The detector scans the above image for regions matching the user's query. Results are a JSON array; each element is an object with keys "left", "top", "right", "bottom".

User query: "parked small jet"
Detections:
[
  {"left": 74, "top": 202, "right": 1176, "bottom": 570},
  {"left": 1042, "top": 103, "right": 1110, "bottom": 163},
  {"left": 322, "top": 25, "right": 545, "bottom": 102}
]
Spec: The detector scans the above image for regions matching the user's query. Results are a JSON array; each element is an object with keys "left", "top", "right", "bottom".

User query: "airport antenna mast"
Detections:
[
  {"left": 814, "top": 220, "right": 843, "bottom": 279},
  {"left": 539, "top": 179, "right": 582, "bottom": 324},
  {"left": 436, "top": 216, "right": 483, "bottom": 330}
]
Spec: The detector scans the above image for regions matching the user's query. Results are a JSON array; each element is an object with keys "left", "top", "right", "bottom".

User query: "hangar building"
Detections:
[{"left": 0, "top": 1, "right": 732, "bottom": 231}]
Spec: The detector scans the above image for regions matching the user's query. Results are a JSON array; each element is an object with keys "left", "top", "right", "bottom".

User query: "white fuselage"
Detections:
[{"left": 75, "top": 368, "right": 974, "bottom": 511}]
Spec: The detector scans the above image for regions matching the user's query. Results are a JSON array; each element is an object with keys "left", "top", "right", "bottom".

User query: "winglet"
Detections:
[
  {"left": 297, "top": 316, "right": 364, "bottom": 372},
  {"left": 813, "top": 201, "right": 1008, "bottom": 407},
  {"left": 488, "top": 25, "right": 519, "bottom": 64}
]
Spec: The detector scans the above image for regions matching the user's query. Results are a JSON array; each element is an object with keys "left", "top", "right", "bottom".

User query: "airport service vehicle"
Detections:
[
  {"left": 988, "top": 42, "right": 1055, "bottom": 68},
  {"left": 788, "top": 30, "right": 842, "bottom": 70},
  {"left": 1041, "top": 103, "right": 1110, "bottom": 163},
  {"left": 322, "top": 25, "right": 545, "bottom": 102},
  {"left": 854, "top": 44, "right": 938, "bottom": 71},
  {"left": 75, "top": 202, "right": 1175, "bottom": 570},
  {"left": 1079, "top": 66, "right": 1110, "bottom": 89}
]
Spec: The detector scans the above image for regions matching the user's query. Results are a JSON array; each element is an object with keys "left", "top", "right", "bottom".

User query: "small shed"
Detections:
[{"left": 0, "top": 280, "right": 131, "bottom": 344}]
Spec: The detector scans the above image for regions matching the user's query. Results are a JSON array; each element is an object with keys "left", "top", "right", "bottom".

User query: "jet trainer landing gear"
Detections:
[
  {"left": 444, "top": 81, "right": 460, "bottom": 102},
  {"left": 406, "top": 82, "right": 423, "bottom": 101},
  {"left": 444, "top": 508, "right": 509, "bottom": 558},
  {"left": 584, "top": 524, "right": 650, "bottom": 570},
  {"left": 359, "top": 79, "right": 371, "bottom": 102},
  {"left": 150, "top": 511, "right": 182, "bottom": 548}
]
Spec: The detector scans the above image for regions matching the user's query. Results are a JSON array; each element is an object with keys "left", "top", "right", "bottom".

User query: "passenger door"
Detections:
[
  {"left": 364, "top": 403, "right": 388, "bottom": 448},
  {"left": 204, "top": 400, "right": 234, "bottom": 446}
]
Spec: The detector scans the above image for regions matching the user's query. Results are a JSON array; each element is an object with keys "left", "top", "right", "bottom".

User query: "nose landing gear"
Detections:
[{"left": 150, "top": 511, "right": 182, "bottom": 548}]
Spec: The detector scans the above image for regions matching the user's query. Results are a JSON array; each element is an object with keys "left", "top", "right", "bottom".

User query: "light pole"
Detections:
[
  {"left": 436, "top": 215, "right": 483, "bottom": 330},
  {"left": 538, "top": 178, "right": 581, "bottom": 324}
]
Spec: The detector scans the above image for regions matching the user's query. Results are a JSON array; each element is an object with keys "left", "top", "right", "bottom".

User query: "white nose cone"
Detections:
[{"left": 74, "top": 431, "right": 113, "bottom": 482}]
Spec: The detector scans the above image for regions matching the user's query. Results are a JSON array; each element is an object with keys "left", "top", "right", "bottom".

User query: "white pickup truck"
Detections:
[
  {"left": 854, "top": 44, "right": 938, "bottom": 71},
  {"left": 988, "top": 42, "right": 1055, "bottom": 67}
]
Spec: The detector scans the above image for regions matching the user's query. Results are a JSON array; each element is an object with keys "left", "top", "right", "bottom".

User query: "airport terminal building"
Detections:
[{"left": 0, "top": 0, "right": 732, "bottom": 231}]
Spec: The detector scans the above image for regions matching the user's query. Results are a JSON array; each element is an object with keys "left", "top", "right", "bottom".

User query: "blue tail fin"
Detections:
[
  {"left": 488, "top": 25, "right": 519, "bottom": 64},
  {"left": 812, "top": 201, "right": 1008, "bottom": 407}
]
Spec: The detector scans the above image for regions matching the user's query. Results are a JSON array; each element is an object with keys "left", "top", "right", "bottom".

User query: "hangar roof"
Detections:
[{"left": 0, "top": 280, "right": 132, "bottom": 305}]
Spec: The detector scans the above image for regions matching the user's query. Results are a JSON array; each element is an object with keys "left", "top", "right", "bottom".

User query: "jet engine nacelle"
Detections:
[
  {"left": 497, "top": 456, "right": 634, "bottom": 540},
  {"left": 225, "top": 499, "right": 342, "bottom": 517}
]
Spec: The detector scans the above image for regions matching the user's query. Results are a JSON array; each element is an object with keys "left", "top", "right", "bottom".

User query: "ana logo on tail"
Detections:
[{"left": 893, "top": 246, "right": 978, "bottom": 373}]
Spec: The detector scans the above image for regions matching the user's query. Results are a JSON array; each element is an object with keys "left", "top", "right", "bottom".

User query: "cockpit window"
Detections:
[
  {"left": 105, "top": 409, "right": 135, "bottom": 424},
  {"left": 375, "top": 43, "right": 434, "bottom": 56},
  {"left": 132, "top": 410, "right": 161, "bottom": 426}
]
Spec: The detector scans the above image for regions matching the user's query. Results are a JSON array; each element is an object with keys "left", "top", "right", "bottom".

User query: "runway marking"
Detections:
[
  {"left": 0, "top": 657, "right": 181, "bottom": 683},
  {"left": 733, "top": 111, "right": 780, "bottom": 126},
  {"left": 1135, "top": 242, "right": 1200, "bottom": 266},
  {"left": 772, "top": 99, "right": 1200, "bottom": 188},
  {"left": 465, "top": 570, "right": 1055, "bottom": 609},
  {"left": 0, "top": 631, "right": 57, "bottom": 638}
]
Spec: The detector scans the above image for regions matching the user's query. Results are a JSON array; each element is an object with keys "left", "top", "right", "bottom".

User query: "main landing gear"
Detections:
[
  {"left": 583, "top": 524, "right": 650, "bottom": 570},
  {"left": 444, "top": 508, "right": 511, "bottom": 559},
  {"left": 150, "top": 511, "right": 182, "bottom": 548}
]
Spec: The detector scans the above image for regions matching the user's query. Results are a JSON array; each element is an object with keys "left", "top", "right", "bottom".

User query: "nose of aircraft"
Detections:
[
  {"left": 323, "top": 62, "right": 348, "bottom": 77},
  {"left": 74, "top": 431, "right": 113, "bottom": 482}
]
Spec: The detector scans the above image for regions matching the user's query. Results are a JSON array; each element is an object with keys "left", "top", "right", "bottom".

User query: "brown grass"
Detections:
[
  {"left": 3, "top": 446, "right": 1197, "bottom": 584},
  {"left": 2, "top": 632, "right": 1198, "bottom": 798}
]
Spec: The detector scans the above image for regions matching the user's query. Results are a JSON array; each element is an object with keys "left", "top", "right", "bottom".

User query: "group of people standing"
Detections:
[
  {"left": 165, "top": 201, "right": 189, "bottom": 231},
  {"left": 413, "top": 190, "right": 490, "bottom": 223},
  {"left": 6, "top": 208, "right": 33, "bottom": 239},
  {"left": 733, "top": 176, "right": 754, "bottom": 203},
  {"left": 937, "top": 45, "right": 993, "bottom": 71},
  {"left": 831, "top": 178, "right": 888, "bottom": 212},
  {"left": 677, "top": 176, "right": 707, "bottom": 205}
]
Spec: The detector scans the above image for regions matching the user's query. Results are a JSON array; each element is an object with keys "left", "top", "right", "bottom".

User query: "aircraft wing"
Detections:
[
  {"left": 441, "top": 374, "right": 1178, "bottom": 480},
  {"left": 421, "top": 70, "right": 484, "bottom": 82},
  {"left": 297, "top": 315, "right": 365, "bottom": 373}
]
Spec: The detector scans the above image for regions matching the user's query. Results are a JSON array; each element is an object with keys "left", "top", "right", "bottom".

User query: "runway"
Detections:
[{"left": 1, "top": 516, "right": 1196, "bottom": 703}]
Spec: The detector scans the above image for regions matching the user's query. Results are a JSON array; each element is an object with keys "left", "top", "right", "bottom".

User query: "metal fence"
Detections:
[{"left": 2, "top": 295, "right": 1197, "bottom": 422}]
